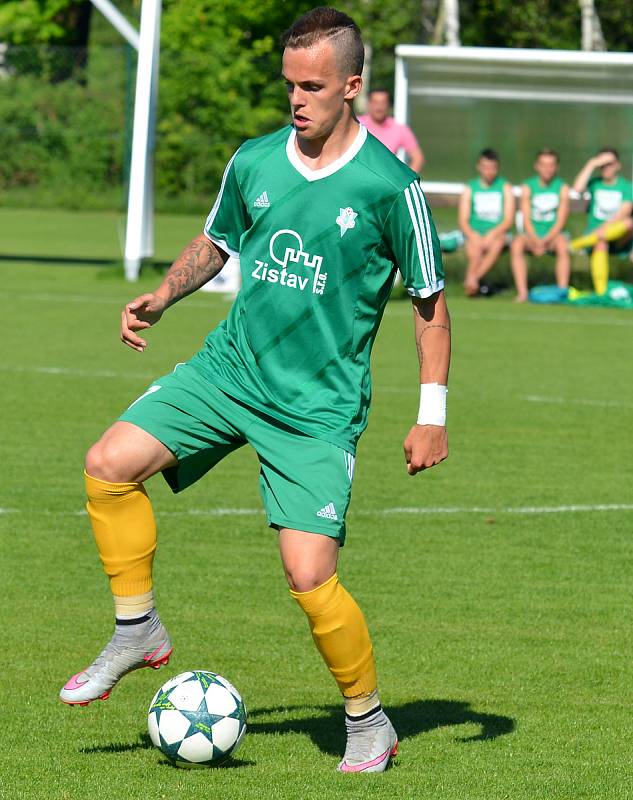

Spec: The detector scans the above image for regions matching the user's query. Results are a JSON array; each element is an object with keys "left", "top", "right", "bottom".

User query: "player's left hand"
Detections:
[{"left": 403, "top": 424, "right": 448, "bottom": 475}]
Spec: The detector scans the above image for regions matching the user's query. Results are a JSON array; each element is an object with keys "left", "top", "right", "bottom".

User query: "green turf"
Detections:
[
  {"left": 4, "top": 205, "right": 627, "bottom": 292},
  {"left": 2, "top": 222, "right": 633, "bottom": 799}
]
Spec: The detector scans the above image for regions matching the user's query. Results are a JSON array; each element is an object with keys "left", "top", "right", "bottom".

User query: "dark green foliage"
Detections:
[
  {"left": 0, "top": 47, "right": 127, "bottom": 207},
  {"left": 2, "top": 0, "right": 633, "bottom": 210},
  {"left": 155, "top": 0, "right": 313, "bottom": 201}
]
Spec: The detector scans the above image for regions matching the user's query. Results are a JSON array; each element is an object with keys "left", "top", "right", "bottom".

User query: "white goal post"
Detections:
[
  {"left": 90, "top": 0, "right": 160, "bottom": 281},
  {"left": 394, "top": 45, "right": 633, "bottom": 203}
]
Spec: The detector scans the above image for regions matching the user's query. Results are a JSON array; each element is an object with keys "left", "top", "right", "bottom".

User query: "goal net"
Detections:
[{"left": 394, "top": 45, "right": 633, "bottom": 197}]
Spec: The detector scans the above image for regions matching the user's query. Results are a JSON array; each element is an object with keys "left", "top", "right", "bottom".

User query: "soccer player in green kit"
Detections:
[
  {"left": 511, "top": 148, "right": 570, "bottom": 302},
  {"left": 59, "top": 7, "right": 451, "bottom": 774},
  {"left": 458, "top": 149, "right": 515, "bottom": 296},
  {"left": 571, "top": 149, "right": 633, "bottom": 295}
]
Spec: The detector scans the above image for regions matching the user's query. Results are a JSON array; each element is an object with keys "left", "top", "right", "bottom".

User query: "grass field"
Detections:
[{"left": 2, "top": 212, "right": 633, "bottom": 799}]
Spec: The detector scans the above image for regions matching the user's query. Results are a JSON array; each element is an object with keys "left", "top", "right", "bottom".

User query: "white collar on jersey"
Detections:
[{"left": 286, "top": 124, "right": 367, "bottom": 182}]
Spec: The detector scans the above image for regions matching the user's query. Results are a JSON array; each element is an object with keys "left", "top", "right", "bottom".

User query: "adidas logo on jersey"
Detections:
[
  {"left": 317, "top": 502, "right": 338, "bottom": 521},
  {"left": 254, "top": 191, "right": 270, "bottom": 208}
]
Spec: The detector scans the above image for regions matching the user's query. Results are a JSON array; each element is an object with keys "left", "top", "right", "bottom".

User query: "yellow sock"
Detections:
[
  {"left": 590, "top": 248, "right": 609, "bottom": 295},
  {"left": 571, "top": 220, "right": 630, "bottom": 251},
  {"left": 290, "top": 573, "right": 377, "bottom": 699},
  {"left": 85, "top": 471, "right": 156, "bottom": 597},
  {"left": 571, "top": 232, "right": 598, "bottom": 250}
]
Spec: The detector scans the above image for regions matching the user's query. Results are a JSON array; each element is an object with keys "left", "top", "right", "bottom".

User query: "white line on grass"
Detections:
[
  {"left": 5, "top": 366, "right": 631, "bottom": 419},
  {"left": 4, "top": 291, "right": 633, "bottom": 326},
  {"left": 0, "top": 291, "right": 223, "bottom": 311},
  {"left": 3, "top": 503, "right": 633, "bottom": 519},
  {"left": 0, "top": 365, "right": 153, "bottom": 380},
  {"left": 377, "top": 504, "right": 633, "bottom": 515},
  {"left": 524, "top": 394, "right": 633, "bottom": 410}
]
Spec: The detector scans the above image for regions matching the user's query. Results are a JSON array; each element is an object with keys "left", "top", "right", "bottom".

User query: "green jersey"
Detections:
[
  {"left": 468, "top": 176, "right": 508, "bottom": 233},
  {"left": 586, "top": 176, "right": 633, "bottom": 232},
  {"left": 523, "top": 175, "right": 565, "bottom": 238},
  {"left": 200, "top": 124, "right": 444, "bottom": 453}
]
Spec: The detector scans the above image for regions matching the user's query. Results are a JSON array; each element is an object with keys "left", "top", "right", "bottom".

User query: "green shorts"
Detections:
[{"left": 119, "top": 362, "right": 355, "bottom": 543}]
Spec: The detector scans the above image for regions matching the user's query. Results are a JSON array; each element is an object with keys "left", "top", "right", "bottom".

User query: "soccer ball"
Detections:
[{"left": 147, "top": 670, "right": 247, "bottom": 767}]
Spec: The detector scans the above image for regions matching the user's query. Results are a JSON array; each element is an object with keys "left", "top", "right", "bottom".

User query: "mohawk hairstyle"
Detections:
[{"left": 282, "top": 7, "right": 364, "bottom": 77}]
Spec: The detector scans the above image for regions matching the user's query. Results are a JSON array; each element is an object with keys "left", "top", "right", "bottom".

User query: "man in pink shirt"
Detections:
[{"left": 358, "top": 89, "right": 424, "bottom": 173}]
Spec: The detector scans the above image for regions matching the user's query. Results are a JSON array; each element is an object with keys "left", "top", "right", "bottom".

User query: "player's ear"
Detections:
[{"left": 344, "top": 74, "right": 362, "bottom": 101}]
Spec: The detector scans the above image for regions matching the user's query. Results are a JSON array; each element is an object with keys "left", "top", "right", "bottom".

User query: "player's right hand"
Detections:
[{"left": 120, "top": 293, "right": 168, "bottom": 352}]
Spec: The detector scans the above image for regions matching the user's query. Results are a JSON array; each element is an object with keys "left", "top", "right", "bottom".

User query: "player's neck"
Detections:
[{"left": 294, "top": 116, "right": 360, "bottom": 171}]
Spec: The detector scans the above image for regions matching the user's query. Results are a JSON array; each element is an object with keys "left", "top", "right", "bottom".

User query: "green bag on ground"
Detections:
[{"left": 567, "top": 281, "right": 633, "bottom": 308}]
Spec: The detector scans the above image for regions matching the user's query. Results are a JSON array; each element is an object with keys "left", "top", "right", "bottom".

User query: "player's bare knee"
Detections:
[
  {"left": 85, "top": 437, "right": 133, "bottom": 483},
  {"left": 285, "top": 563, "right": 334, "bottom": 593}
]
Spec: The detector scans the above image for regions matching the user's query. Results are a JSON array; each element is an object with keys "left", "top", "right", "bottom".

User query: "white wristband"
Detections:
[{"left": 417, "top": 383, "right": 447, "bottom": 426}]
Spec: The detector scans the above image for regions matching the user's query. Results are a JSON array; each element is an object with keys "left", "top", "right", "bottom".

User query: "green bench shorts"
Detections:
[{"left": 119, "top": 362, "right": 355, "bottom": 543}]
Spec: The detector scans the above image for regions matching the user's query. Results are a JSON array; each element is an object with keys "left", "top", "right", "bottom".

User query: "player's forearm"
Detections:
[
  {"left": 613, "top": 204, "right": 633, "bottom": 223},
  {"left": 412, "top": 292, "right": 451, "bottom": 385},
  {"left": 572, "top": 162, "right": 595, "bottom": 194},
  {"left": 156, "top": 235, "right": 227, "bottom": 306}
]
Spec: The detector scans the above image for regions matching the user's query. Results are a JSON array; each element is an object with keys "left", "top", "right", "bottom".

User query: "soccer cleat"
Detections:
[
  {"left": 60, "top": 610, "right": 172, "bottom": 706},
  {"left": 337, "top": 707, "right": 398, "bottom": 773}
]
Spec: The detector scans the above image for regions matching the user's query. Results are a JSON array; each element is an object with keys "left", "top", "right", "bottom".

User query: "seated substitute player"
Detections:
[
  {"left": 59, "top": 7, "right": 451, "bottom": 774},
  {"left": 571, "top": 148, "right": 633, "bottom": 295},
  {"left": 458, "top": 149, "right": 515, "bottom": 296},
  {"left": 511, "top": 148, "right": 570, "bottom": 302},
  {"left": 358, "top": 88, "right": 424, "bottom": 172}
]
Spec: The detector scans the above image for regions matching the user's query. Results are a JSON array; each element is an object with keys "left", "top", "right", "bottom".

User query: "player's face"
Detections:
[
  {"left": 477, "top": 157, "right": 499, "bottom": 184},
  {"left": 282, "top": 43, "right": 361, "bottom": 140},
  {"left": 599, "top": 154, "right": 621, "bottom": 181},
  {"left": 367, "top": 92, "right": 390, "bottom": 123},
  {"left": 535, "top": 154, "right": 558, "bottom": 183}
]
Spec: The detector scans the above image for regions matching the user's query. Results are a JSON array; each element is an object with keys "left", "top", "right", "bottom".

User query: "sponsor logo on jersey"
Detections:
[
  {"left": 254, "top": 191, "right": 270, "bottom": 208},
  {"left": 594, "top": 188, "right": 623, "bottom": 220},
  {"left": 251, "top": 229, "right": 328, "bottom": 295},
  {"left": 336, "top": 206, "right": 357, "bottom": 237},
  {"left": 532, "top": 192, "right": 559, "bottom": 222},
  {"left": 317, "top": 502, "right": 338, "bottom": 520}
]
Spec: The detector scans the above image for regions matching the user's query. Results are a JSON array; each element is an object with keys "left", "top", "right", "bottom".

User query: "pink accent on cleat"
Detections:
[
  {"left": 147, "top": 648, "right": 172, "bottom": 668},
  {"left": 144, "top": 644, "right": 165, "bottom": 663},
  {"left": 338, "top": 741, "right": 398, "bottom": 773},
  {"left": 63, "top": 673, "right": 90, "bottom": 691}
]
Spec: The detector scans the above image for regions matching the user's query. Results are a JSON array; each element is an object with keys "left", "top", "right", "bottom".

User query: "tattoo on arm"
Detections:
[
  {"left": 416, "top": 323, "right": 451, "bottom": 365},
  {"left": 164, "top": 237, "right": 226, "bottom": 301},
  {"left": 420, "top": 323, "right": 451, "bottom": 336}
]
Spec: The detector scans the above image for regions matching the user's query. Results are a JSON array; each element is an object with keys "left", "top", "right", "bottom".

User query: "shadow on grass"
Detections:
[
  {"left": 248, "top": 699, "right": 515, "bottom": 757},
  {"left": 80, "top": 732, "right": 154, "bottom": 754},
  {"left": 0, "top": 254, "right": 173, "bottom": 269},
  {"left": 81, "top": 732, "right": 255, "bottom": 768}
]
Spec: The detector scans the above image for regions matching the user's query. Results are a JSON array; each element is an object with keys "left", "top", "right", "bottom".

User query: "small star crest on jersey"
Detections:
[{"left": 336, "top": 207, "right": 357, "bottom": 237}]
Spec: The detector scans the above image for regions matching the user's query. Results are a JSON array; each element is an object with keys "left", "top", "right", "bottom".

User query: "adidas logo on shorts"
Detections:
[
  {"left": 253, "top": 191, "right": 270, "bottom": 208},
  {"left": 317, "top": 502, "right": 338, "bottom": 521}
]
